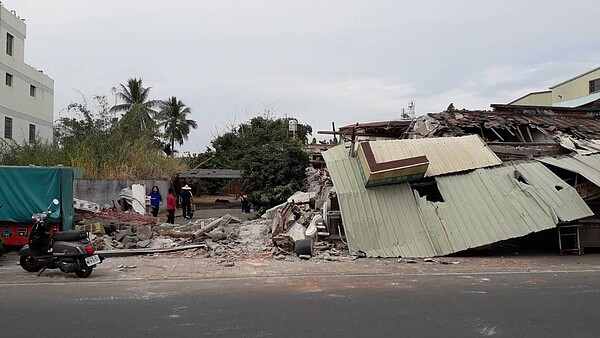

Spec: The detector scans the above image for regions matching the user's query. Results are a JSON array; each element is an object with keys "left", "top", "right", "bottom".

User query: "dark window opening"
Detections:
[
  {"left": 410, "top": 178, "right": 445, "bottom": 202},
  {"left": 30, "top": 85, "right": 36, "bottom": 97},
  {"left": 29, "top": 124, "right": 36, "bottom": 143},
  {"left": 555, "top": 185, "right": 564, "bottom": 191},
  {"left": 5, "top": 73, "right": 13, "bottom": 87},
  {"left": 590, "top": 78, "right": 600, "bottom": 94},
  {"left": 4, "top": 117, "right": 13, "bottom": 139},
  {"left": 6, "top": 33, "right": 13, "bottom": 56}
]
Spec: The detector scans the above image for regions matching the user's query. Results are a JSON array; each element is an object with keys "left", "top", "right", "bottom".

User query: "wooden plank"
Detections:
[{"left": 515, "top": 126, "right": 526, "bottom": 143}]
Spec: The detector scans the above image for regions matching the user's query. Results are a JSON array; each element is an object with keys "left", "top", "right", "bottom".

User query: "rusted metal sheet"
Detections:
[{"left": 423, "top": 108, "right": 600, "bottom": 140}]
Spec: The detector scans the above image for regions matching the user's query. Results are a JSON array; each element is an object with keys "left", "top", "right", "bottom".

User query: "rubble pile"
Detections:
[
  {"left": 81, "top": 168, "right": 350, "bottom": 260},
  {"left": 90, "top": 223, "right": 178, "bottom": 251}
]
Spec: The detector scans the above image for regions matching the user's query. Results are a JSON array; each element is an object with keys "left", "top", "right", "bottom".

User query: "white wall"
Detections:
[{"left": 0, "top": 4, "right": 54, "bottom": 144}]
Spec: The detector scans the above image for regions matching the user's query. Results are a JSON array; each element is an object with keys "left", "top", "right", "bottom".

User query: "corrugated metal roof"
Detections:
[
  {"left": 323, "top": 144, "right": 593, "bottom": 258},
  {"left": 539, "top": 154, "right": 600, "bottom": 187},
  {"left": 553, "top": 92, "right": 600, "bottom": 108},
  {"left": 365, "top": 135, "right": 502, "bottom": 177}
]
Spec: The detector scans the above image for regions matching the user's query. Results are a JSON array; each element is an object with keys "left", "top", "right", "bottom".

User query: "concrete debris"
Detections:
[
  {"left": 117, "top": 264, "right": 137, "bottom": 271},
  {"left": 83, "top": 168, "right": 350, "bottom": 262},
  {"left": 73, "top": 198, "right": 102, "bottom": 213},
  {"left": 89, "top": 208, "right": 350, "bottom": 261}
]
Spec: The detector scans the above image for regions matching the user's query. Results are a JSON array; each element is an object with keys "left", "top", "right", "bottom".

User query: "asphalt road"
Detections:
[{"left": 1, "top": 271, "right": 599, "bottom": 338}]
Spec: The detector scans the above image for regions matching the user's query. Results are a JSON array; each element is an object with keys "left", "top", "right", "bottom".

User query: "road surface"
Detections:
[{"left": 1, "top": 271, "right": 599, "bottom": 337}]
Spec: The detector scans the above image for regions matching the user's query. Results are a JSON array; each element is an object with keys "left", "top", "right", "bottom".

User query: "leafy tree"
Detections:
[
  {"left": 158, "top": 96, "right": 198, "bottom": 158},
  {"left": 241, "top": 142, "right": 309, "bottom": 213},
  {"left": 210, "top": 116, "right": 312, "bottom": 170},
  {"left": 110, "top": 78, "right": 158, "bottom": 133},
  {"left": 3, "top": 94, "right": 185, "bottom": 179},
  {"left": 0, "top": 137, "right": 69, "bottom": 166}
]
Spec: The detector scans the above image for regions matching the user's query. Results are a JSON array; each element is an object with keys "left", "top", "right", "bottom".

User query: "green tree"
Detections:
[
  {"left": 158, "top": 96, "right": 198, "bottom": 158},
  {"left": 55, "top": 95, "right": 184, "bottom": 179},
  {"left": 186, "top": 114, "right": 312, "bottom": 206},
  {"left": 241, "top": 142, "right": 309, "bottom": 213},
  {"left": 0, "top": 137, "right": 69, "bottom": 166},
  {"left": 110, "top": 78, "right": 158, "bottom": 133}
]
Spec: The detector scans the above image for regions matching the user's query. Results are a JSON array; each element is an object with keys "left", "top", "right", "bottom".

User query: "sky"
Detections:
[{"left": 3, "top": 0, "right": 600, "bottom": 154}]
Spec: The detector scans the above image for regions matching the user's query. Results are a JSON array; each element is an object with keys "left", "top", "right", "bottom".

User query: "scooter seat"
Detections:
[{"left": 52, "top": 230, "right": 87, "bottom": 242}]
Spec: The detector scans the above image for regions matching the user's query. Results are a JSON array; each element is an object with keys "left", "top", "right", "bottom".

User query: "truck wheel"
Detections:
[
  {"left": 295, "top": 239, "right": 314, "bottom": 257},
  {"left": 20, "top": 256, "right": 42, "bottom": 272},
  {"left": 75, "top": 264, "right": 93, "bottom": 278}
]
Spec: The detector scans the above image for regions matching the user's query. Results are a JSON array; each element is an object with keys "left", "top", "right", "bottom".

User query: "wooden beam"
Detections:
[{"left": 488, "top": 127, "right": 505, "bottom": 141}]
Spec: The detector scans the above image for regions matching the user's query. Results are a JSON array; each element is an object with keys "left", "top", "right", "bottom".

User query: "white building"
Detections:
[{"left": 0, "top": 4, "right": 53, "bottom": 145}]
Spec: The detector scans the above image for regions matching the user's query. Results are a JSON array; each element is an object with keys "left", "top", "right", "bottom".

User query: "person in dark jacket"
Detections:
[
  {"left": 180, "top": 185, "right": 193, "bottom": 219},
  {"left": 148, "top": 186, "right": 162, "bottom": 217},
  {"left": 240, "top": 192, "right": 250, "bottom": 213}
]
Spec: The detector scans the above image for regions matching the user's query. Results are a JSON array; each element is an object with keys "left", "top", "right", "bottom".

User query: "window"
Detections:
[
  {"left": 4, "top": 117, "right": 13, "bottom": 139},
  {"left": 30, "top": 85, "right": 36, "bottom": 97},
  {"left": 29, "top": 124, "right": 36, "bottom": 143},
  {"left": 590, "top": 78, "right": 600, "bottom": 94},
  {"left": 6, "top": 33, "right": 13, "bottom": 56},
  {"left": 5, "top": 73, "right": 13, "bottom": 86}
]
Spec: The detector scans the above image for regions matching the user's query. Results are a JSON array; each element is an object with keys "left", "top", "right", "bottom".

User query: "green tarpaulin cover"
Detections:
[{"left": 0, "top": 166, "right": 74, "bottom": 230}]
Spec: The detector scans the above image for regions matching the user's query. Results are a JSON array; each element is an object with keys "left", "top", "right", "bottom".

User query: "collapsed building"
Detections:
[{"left": 320, "top": 105, "right": 600, "bottom": 257}]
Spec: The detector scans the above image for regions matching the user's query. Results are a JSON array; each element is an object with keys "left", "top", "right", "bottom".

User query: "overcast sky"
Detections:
[{"left": 4, "top": 0, "right": 599, "bottom": 153}]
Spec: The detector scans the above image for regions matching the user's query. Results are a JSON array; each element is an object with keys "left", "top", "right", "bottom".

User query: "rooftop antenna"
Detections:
[{"left": 407, "top": 100, "right": 415, "bottom": 119}]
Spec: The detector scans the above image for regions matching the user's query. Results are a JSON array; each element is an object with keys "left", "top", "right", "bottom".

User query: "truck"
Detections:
[{"left": 0, "top": 166, "right": 76, "bottom": 250}]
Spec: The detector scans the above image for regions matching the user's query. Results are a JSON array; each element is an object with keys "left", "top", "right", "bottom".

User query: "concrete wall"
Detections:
[
  {"left": 510, "top": 91, "right": 552, "bottom": 106},
  {"left": 552, "top": 68, "right": 600, "bottom": 104},
  {"left": 73, "top": 179, "right": 171, "bottom": 212},
  {"left": 0, "top": 4, "right": 54, "bottom": 144}
]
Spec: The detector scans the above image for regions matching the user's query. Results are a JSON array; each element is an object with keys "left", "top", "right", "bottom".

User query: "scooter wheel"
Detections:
[
  {"left": 20, "top": 256, "right": 42, "bottom": 272},
  {"left": 75, "top": 264, "right": 93, "bottom": 278}
]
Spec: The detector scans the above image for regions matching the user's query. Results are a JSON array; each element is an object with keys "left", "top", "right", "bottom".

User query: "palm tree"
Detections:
[
  {"left": 158, "top": 96, "right": 198, "bottom": 157},
  {"left": 110, "top": 78, "right": 158, "bottom": 131}
]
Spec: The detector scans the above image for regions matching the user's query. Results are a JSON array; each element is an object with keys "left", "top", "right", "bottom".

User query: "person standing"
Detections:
[
  {"left": 166, "top": 188, "right": 176, "bottom": 224},
  {"left": 240, "top": 191, "right": 250, "bottom": 213},
  {"left": 180, "top": 184, "right": 193, "bottom": 219},
  {"left": 148, "top": 186, "right": 162, "bottom": 217}
]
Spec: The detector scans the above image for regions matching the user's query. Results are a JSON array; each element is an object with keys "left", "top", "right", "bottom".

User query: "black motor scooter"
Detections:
[{"left": 19, "top": 199, "right": 103, "bottom": 278}]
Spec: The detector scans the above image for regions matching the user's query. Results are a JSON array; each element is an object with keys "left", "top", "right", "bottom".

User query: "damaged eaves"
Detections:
[
  {"left": 407, "top": 106, "right": 600, "bottom": 161},
  {"left": 539, "top": 154, "right": 600, "bottom": 196}
]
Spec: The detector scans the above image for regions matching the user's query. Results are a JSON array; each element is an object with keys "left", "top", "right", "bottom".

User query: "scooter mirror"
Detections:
[{"left": 52, "top": 199, "right": 59, "bottom": 205}]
